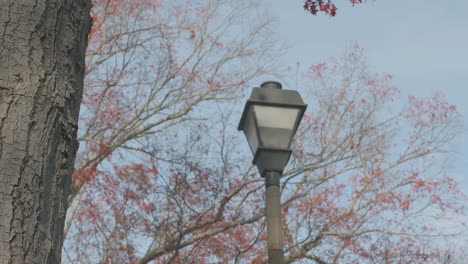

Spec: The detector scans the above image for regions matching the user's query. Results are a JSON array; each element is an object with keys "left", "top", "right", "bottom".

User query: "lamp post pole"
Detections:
[{"left": 265, "top": 171, "right": 284, "bottom": 264}]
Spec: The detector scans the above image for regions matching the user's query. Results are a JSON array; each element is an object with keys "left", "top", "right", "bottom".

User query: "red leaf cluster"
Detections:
[
  {"left": 303, "top": 0, "right": 362, "bottom": 16},
  {"left": 72, "top": 166, "right": 98, "bottom": 190}
]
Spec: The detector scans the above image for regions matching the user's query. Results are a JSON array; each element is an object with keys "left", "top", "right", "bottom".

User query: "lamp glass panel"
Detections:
[
  {"left": 244, "top": 106, "right": 259, "bottom": 154},
  {"left": 253, "top": 105, "right": 300, "bottom": 149}
]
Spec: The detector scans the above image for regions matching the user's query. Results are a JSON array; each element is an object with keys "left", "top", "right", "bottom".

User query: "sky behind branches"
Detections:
[
  {"left": 266, "top": 0, "right": 468, "bottom": 182},
  {"left": 264, "top": 0, "right": 468, "bottom": 239}
]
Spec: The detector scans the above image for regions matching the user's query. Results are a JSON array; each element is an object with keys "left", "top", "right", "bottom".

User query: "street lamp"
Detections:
[{"left": 238, "top": 81, "right": 307, "bottom": 264}]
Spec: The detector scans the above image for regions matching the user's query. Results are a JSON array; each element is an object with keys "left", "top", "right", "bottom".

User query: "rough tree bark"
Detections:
[{"left": 0, "top": 0, "right": 91, "bottom": 263}]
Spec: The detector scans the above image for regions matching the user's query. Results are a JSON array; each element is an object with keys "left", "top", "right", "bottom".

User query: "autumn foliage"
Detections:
[
  {"left": 62, "top": 0, "right": 464, "bottom": 263},
  {"left": 303, "top": 0, "right": 363, "bottom": 16}
]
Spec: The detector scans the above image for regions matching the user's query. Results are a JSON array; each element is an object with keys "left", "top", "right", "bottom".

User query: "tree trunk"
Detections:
[{"left": 0, "top": 0, "right": 91, "bottom": 263}]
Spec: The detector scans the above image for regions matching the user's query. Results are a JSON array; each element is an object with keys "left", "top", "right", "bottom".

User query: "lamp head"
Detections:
[{"left": 238, "top": 81, "right": 307, "bottom": 177}]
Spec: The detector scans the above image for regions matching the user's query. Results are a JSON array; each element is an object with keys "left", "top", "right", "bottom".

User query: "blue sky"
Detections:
[
  {"left": 262, "top": 1, "right": 468, "bottom": 241},
  {"left": 265, "top": 0, "right": 468, "bottom": 183}
]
